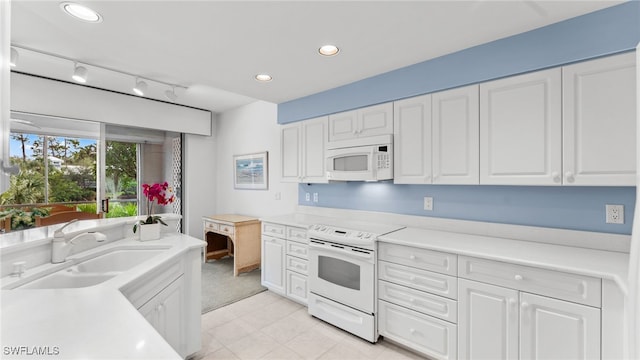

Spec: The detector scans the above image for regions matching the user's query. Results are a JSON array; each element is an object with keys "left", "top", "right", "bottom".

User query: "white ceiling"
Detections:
[{"left": 10, "top": 0, "right": 625, "bottom": 114}]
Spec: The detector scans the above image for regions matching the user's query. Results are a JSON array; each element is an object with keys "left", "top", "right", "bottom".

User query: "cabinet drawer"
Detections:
[
  {"left": 379, "top": 280, "right": 457, "bottom": 323},
  {"left": 458, "top": 256, "right": 601, "bottom": 307},
  {"left": 204, "top": 221, "right": 219, "bottom": 232},
  {"left": 286, "top": 270, "right": 308, "bottom": 305},
  {"left": 286, "top": 255, "right": 309, "bottom": 276},
  {"left": 379, "top": 261, "right": 457, "bottom": 300},
  {"left": 379, "top": 242, "right": 457, "bottom": 276},
  {"left": 286, "top": 241, "right": 309, "bottom": 260},
  {"left": 263, "top": 223, "right": 285, "bottom": 238},
  {"left": 379, "top": 300, "right": 457, "bottom": 360},
  {"left": 287, "top": 226, "right": 308, "bottom": 243}
]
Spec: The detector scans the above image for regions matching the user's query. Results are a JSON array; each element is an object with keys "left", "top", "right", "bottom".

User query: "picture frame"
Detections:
[{"left": 233, "top": 151, "right": 268, "bottom": 190}]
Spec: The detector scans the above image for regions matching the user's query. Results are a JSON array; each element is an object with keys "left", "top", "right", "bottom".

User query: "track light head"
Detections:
[
  {"left": 133, "top": 78, "right": 147, "bottom": 96},
  {"left": 10, "top": 47, "right": 18, "bottom": 67},
  {"left": 72, "top": 63, "right": 88, "bottom": 83},
  {"left": 164, "top": 86, "right": 178, "bottom": 102}
]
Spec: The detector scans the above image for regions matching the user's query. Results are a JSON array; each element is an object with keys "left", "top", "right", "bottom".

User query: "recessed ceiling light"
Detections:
[
  {"left": 60, "top": 2, "right": 103, "bottom": 23},
  {"left": 319, "top": 44, "right": 340, "bottom": 56},
  {"left": 255, "top": 74, "right": 273, "bottom": 82}
]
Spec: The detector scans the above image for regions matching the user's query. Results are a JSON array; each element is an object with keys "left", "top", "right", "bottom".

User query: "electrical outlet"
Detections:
[
  {"left": 606, "top": 204, "right": 624, "bottom": 224},
  {"left": 305, "top": 192, "right": 310, "bottom": 202},
  {"left": 424, "top": 196, "right": 433, "bottom": 211},
  {"left": 313, "top": 193, "right": 319, "bottom": 203}
]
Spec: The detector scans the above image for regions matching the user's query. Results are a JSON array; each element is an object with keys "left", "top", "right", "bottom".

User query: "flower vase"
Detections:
[{"left": 139, "top": 223, "right": 161, "bottom": 241}]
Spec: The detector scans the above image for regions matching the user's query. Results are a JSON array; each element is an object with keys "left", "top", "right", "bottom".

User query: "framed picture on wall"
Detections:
[{"left": 233, "top": 151, "right": 268, "bottom": 190}]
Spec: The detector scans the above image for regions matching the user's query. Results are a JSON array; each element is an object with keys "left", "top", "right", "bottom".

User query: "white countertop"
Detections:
[
  {"left": 379, "top": 227, "right": 630, "bottom": 294},
  {"left": 1, "top": 232, "right": 205, "bottom": 360},
  {"left": 260, "top": 213, "right": 338, "bottom": 228}
]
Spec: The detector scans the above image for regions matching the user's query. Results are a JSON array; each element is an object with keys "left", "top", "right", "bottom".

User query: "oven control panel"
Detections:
[{"left": 309, "top": 224, "right": 374, "bottom": 242}]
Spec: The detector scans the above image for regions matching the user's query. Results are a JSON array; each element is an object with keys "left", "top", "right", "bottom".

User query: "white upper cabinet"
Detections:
[
  {"left": 562, "top": 52, "right": 636, "bottom": 186},
  {"left": 280, "top": 116, "right": 328, "bottom": 183},
  {"left": 393, "top": 94, "right": 432, "bottom": 184},
  {"left": 281, "top": 123, "right": 301, "bottom": 182},
  {"left": 394, "top": 85, "right": 480, "bottom": 185},
  {"left": 329, "top": 103, "right": 393, "bottom": 142},
  {"left": 433, "top": 85, "right": 480, "bottom": 184},
  {"left": 480, "top": 68, "right": 562, "bottom": 185}
]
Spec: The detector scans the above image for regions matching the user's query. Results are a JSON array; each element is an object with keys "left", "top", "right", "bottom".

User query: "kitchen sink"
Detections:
[
  {"left": 19, "top": 271, "right": 119, "bottom": 289},
  {"left": 74, "top": 249, "right": 165, "bottom": 273},
  {"left": 16, "top": 248, "right": 167, "bottom": 289}
]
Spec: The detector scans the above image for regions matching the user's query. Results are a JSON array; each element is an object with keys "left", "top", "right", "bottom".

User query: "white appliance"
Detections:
[
  {"left": 307, "top": 220, "right": 403, "bottom": 343},
  {"left": 326, "top": 134, "right": 393, "bottom": 181}
]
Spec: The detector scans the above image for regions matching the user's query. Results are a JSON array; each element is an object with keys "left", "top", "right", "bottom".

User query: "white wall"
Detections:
[
  {"left": 183, "top": 117, "right": 217, "bottom": 238},
  {"left": 214, "top": 100, "right": 298, "bottom": 218}
]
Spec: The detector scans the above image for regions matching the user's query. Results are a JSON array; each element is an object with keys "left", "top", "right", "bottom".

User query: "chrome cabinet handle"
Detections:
[
  {"left": 565, "top": 171, "right": 575, "bottom": 183},
  {"left": 514, "top": 274, "right": 523, "bottom": 281}
]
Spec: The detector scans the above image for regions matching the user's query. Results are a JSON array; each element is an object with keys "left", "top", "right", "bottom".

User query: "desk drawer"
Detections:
[
  {"left": 286, "top": 255, "right": 309, "bottom": 275},
  {"left": 286, "top": 241, "right": 309, "bottom": 260},
  {"left": 204, "top": 221, "right": 219, "bottom": 232},
  {"left": 458, "top": 256, "right": 601, "bottom": 307},
  {"left": 263, "top": 223, "right": 285, "bottom": 238},
  {"left": 218, "top": 224, "right": 234, "bottom": 236},
  {"left": 287, "top": 227, "right": 308, "bottom": 243},
  {"left": 379, "top": 261, "right": 457, "bottom": 300},
  {"left": 379, "top": 242, "right": 457, "bottom": 276}
]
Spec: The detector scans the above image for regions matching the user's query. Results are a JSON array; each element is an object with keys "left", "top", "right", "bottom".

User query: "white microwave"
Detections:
[{"left": 326, "top": 135, "right": 393, "bottom": 181}]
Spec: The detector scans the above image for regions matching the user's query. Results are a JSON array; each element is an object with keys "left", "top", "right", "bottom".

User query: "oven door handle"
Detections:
[{"left": 309, "top": 240, "right": 374, "bottom": 260}]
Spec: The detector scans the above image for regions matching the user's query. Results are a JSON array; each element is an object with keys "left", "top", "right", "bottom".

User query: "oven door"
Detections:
[{"left": 308, "top": 239, "right": 375, "bottom": 314}]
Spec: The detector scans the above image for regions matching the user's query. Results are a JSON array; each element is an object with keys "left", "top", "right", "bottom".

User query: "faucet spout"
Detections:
[{"left": 52, "top": 229, "right": 107, "bottom": 264}]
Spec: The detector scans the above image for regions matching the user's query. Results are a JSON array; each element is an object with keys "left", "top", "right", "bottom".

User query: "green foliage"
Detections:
[
  {"left": 0, "top": 170, "right": 45, "bottom": 205},
  {"left": 48, "top": 170, "right": 91, "bottom": 202},
  {"left": 77, "top": 203, "right": 98, "bottom": 214},
  {"left": 106, "top": 202, "right": 138, "bottom": 218},
  {"left": 0, "top": 207, "right": 50, "bottom": 231}
]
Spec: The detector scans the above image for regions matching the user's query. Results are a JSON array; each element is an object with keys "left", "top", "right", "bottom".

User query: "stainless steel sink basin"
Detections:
[{"left": 16, "top": 248, "right": 166, "bottom": 289}]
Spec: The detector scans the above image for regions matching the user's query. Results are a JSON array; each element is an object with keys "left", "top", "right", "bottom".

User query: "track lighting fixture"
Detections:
[
  {"left": 133, "top": 78, "right": 148, "bottom": 96},
  {"left": 72, "top": 63, "right": 88, "bottom": 83},
  {"left": 10, "top": 47, "right": 18, "bottom": 67},
  {"left": 10, "top": 45, "right": 187, "bottom": 101},
  {"left": 165, "top": 86, "right": 178, "bottom": 102}
]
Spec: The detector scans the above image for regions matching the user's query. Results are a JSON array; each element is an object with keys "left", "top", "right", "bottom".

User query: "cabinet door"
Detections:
[
  {"left": 393, "top": 95, "right": 432, "bottom": 184},
  {"left": 433, "top": 85, "right": 480, "bottom": 184},
  {"left": 480, "top": 68, "right": 562, "bottom": 185},
  {"left": 261, "top": 235, "right": 286, "bottom": 295},
  {"left": 156, "top": 277, "right": 184, "bottom": 355},
  {"left": 358, "top": 102, "right": 393, "bottom": 138},
  {"left": 286, "top": 270, "right": 308, "bottom": 305},
  {"left": 328, "top": 109, "right": 358, "bottom": 142},
  {"left": 520, "top": 292, "right": 600, "bottom": 360},
  {"left": 563, "top": 52, "right": 636, "bottom": 186},
  {"left": 301, "top": 116, "right": 328, "bottom": 183},
  {"left": 138, "top": 276, "right": 185, "bottom": 356},
  {"left": 281, "top": 123, "right": 301, "bottom": 182},
  {"left": 458, "top": 279, "right": 519, "bottom": 360}
]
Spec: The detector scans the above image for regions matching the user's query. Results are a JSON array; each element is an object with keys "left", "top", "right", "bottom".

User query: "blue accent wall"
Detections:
[
  {"left": 287, "top": 2, "right": 640, "bottom": 235},
  {"left": 278, "top": 1, "right": 640, "bottom": 124},
  {"left": 299, "top": 184, "right": 636, "bottom": 235}
]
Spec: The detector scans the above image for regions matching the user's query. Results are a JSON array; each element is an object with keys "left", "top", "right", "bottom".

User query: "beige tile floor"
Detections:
[{"left": 191, "top": 290, "right": 427, "bottom": 360}]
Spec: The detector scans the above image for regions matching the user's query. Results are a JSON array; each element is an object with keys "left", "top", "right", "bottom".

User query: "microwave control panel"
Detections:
[{"left": 376, "top": 146, "right": 390, "bottom": 169}]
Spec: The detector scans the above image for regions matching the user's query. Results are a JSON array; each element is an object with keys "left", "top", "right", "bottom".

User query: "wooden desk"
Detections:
[{"left": 202, "top": 214, "right": 261, "bottom": 276}]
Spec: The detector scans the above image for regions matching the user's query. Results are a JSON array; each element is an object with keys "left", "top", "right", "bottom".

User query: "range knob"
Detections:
[
  {"left": 357, "top": 232, "right": 363, "bottom": 237},
  {"left": 364, "top": 233, "right": 372, "bottom": 239}
]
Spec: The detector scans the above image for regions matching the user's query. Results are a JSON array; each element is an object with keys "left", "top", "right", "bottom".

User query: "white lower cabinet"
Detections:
[
  {"left": 139, "top": 276, "right": 185, "bottom": 354},
  {"left": 261, "top": 234, "right": 286, "bottom": 295},
  {"left": 458, "top": 279, "right": 601, "bottom": 360},
  {"left": 262, "top": 222, "right": 309, "bottom": 304},
  {"left": 379, "top": 300, "right": 457, "bottom": 360}
]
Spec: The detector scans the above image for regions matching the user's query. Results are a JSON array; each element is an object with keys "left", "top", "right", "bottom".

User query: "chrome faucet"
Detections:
[{"left": 51, "top": 219, "right": 107, "bottom": 263}]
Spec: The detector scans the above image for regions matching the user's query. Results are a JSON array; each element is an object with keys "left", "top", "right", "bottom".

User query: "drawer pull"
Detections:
[
  {"left": 514, "top": 274, "right": 523, "bottom": 281},
  {"left": 295, "top": 286, "right": 303, "bottom": 291},
  {"left": 409, "top": 328, "right": 417, "bottom": 335},
  {"left": 409, "top": 298, "right": 415, "bottom": 303},
  {"left": 295, "top": 265, "right": 304, "bottom": 269},
  {"left": 409, "top": 276, "right": 416, "bottom": 282},
  {"left": 409, "top": 255, "right": 416, "bottom": 260}
]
